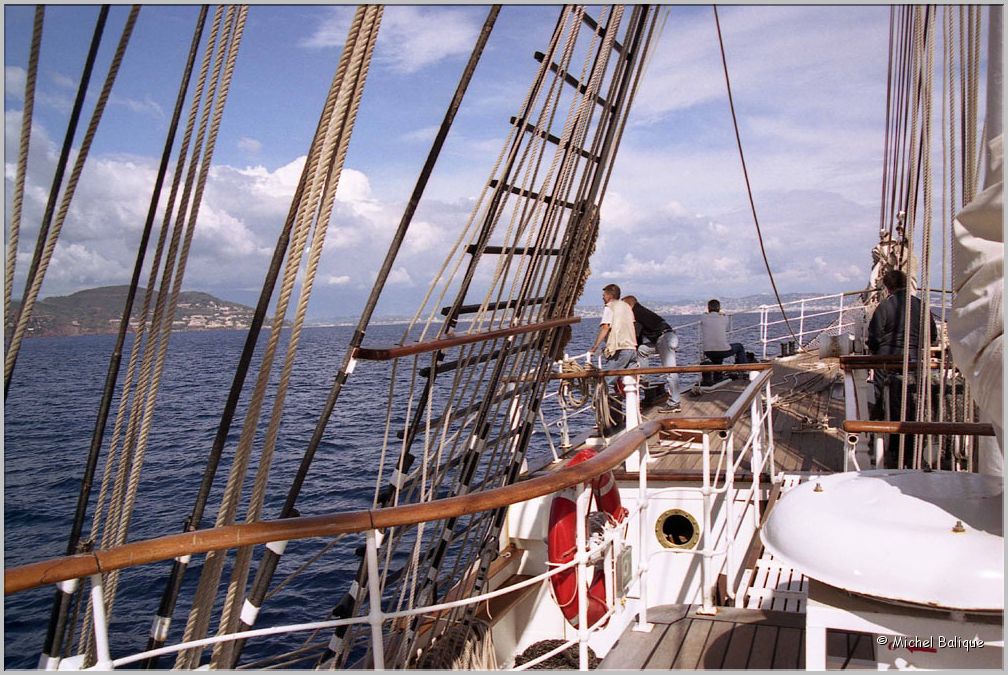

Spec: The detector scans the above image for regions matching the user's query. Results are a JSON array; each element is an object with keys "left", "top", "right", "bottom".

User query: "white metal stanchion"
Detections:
[
  {"left": 365, "top": 529, "right": 385, "bottom": 669},
  {"left": 89, "top": 574, "right": 114, "bottom": 670},
  {"left": 697, "top": 433, "right": 716, "bottom": 615},
  {"left": 575, "top": 482, "right": 591, "bottom": 670},
  {"left": 634, "top": 437, "right": 653, "bottom": 633}
]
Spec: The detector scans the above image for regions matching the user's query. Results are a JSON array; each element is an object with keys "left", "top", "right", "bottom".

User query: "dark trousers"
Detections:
[
  {"left": 704, "top": 343, "right": 748, "bottom": 365},
  {"left": 871, "top": 372, "right": 918, "bottom": 469}
]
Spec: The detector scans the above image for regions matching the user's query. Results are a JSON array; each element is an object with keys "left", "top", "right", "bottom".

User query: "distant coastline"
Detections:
[{"left": 9, "top": 286, "right": 850, "bottom": 338}]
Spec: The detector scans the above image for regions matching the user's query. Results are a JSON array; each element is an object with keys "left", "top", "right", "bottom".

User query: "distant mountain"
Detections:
[{"left": 7, "top": 286, "right": 262, "bottom": 338}]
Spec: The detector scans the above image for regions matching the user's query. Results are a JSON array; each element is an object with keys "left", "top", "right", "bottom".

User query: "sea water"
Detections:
[{"left": 4, "top": 313, "right": 809, "bottom": 668}]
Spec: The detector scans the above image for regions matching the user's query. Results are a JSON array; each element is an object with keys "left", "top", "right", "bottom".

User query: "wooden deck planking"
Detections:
[
  {"left": 773, "top": 626, "right": 804, "bottom": 669},
  {"left": 720, "top": 622, "right": 757, "bottom": 668},
  {"left": 698, "top": 618, "right": 736, "bottom": 669},
  {"left": 746, "top": 624, "right": 779, "bottom": 669},
  {"left": 670, "top": 618, "right": 713, "bottom": 669},
  {"left": 602, "top": 605, "right": 814, "bottom": 670}
]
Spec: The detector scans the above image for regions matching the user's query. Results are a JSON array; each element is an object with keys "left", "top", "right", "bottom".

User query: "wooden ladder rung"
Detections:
[
  {"left": 509, "top": 117, "right": 600, "bottom": 163},
  {"left": 419, "top": 340, "right": 536, "bottom": 379},
  {"left": 580, "top": 12, "right": 625, "bottom": 54},
  {"left": 487, "top": 178, "right": 576, "bottom": 211},
  {"left": 466, "top": 244, "right": 563, "bottom": 257},
  {"left": 441, "top": 295, "right": 551, "bottom": 317},
  {"left": 355, "top": 315, "right": 579, "bottom": 361},
  {"left": 533, "top": 51, "right": 613, "bottom": 110}
]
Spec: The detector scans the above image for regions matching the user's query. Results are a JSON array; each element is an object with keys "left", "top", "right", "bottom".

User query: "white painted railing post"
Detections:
[
  {"left": 634, "top": 436, "right": 653, "bottom": 633},
  {"left": 575, "top": 481, "right": 591, "bottom": 670},
  {"left": 838, "top": 293, "right": 845, "bottom": 336},
  {"left": 760, "top": 305, "right": 768, "bottom": 359},
  {"left": 723, "top": 429, "right": 735, "bottom": 596},
  {"left": 798, "top": 299, "right": 806, "bottom": 348},
  {"left": 89, "top": 574, "right": 114, "bottom": 670},
  {"left": 750, "top": 371, "right": 764, "bottom": 529},
  {"left": 764, "top": 379, "right": 777, "bottom": 484},
  {"left": 365, "top": 529, "right": 385, "bottom": 669},
  {"left": 698, "top": 433, "right": 716, "bottom": 614},
  {"left": 623, "top": 374, "right": 641, "bottom": 471}
]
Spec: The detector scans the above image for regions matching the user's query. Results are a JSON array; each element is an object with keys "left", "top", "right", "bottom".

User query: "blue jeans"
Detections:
[
  {"left": 603, "top": 348, "right": 637, "bottom": 388},
  {"left": 638, "top": 330, "right": 680, "bottom": 404}
]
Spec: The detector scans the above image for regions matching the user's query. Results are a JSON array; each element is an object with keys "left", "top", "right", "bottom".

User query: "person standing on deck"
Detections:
[
  {"left": 700, "top": 299, "right": 749, "bottom": 364},
  {"left": 623, "top": 295, "right": 681, "bottom": 413},
  {"left": 589, "top": 284, "right": 637, "bottom": 384},
  {"left": 867, "top": 268, "right": 937, "bottom": 469}
]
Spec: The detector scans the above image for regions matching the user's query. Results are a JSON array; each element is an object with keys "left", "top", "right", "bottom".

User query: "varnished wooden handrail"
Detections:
[
  {"left": 354, "top": 316, "right": 579, "bottom": 360},
  {"left": 842, "top": 420, "right": 996, "bottom": 436},
  {"left": 549, "top": 362, "right": 772, "bottom": 379},
  {"left": 5, "top": 420, "right": 662, "bottom": 595},
  {"left": 722, "top": 368, "right": 774, "bottom": 429}
]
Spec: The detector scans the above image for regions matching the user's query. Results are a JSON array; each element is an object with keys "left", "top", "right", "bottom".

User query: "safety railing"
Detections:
[
  {"left": 8, "top": 364, "right": 779, "bottom": 671},
  {"left": 756, "top": 290, "right": 866, "bottom": 359},
  {"left": 548, "top": 362, "right": 777, "bottom": 617}
]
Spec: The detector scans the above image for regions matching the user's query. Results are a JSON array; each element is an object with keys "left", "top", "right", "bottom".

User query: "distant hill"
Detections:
[{"left": 7, "top": 286, "right": 261, "bottom": 337}]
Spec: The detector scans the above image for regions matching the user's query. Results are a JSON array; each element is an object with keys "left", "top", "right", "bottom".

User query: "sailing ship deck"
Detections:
[{"left": 598, "top": 604, "right": 875, "bottom": 669}]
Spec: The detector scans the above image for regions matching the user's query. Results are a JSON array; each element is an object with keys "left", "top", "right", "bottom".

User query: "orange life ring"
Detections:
[{"left": 547, "top": 449, "right": 628, "bottom": 628}]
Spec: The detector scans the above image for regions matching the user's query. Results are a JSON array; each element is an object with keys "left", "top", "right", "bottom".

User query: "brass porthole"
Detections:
[{"left": 655, "top": 509, "right": 699, "bottom": 549}]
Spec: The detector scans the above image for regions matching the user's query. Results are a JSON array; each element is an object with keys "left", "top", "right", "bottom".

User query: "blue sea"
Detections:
[{"left": 5, "top": 312, "right": 804, "bottom": 668}]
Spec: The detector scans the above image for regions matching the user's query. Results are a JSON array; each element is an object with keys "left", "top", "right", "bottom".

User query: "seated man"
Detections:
[
  {"left": 623, "top": 295, "right": 681, "bottom": 413},
  {"left": 700, "top": 298, "right": 749, "bottom": 365}
]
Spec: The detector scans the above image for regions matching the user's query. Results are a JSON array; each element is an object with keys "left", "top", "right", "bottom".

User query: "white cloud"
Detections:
[
  {"left": 300, "top": 6, "right": 479, "bottom": 75},
  {"left": 325, "top": 274, "right": 351, "bottom": 286},
  {"left": 387, "top": 267, "right": 413, "bottom": 285},
  {"left": 237, "top": 136, "right": 262, "bottom": 154},
  {"left": 300, "top": 7, "right": 354, "bottom": 49},
  {"left": 401, "top": 125, "right": 438, "bottom": 144},
  {"left": 374, "top": 7, "right": 480, "bottom": 74},
  {"left": 110, "top": 93, "right": 164, "bottom": 119},
  {"left": 5, "top": 66, "right": 26, "bottom": 99}
]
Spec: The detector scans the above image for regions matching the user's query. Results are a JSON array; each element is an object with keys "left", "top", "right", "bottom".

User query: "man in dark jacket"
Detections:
[
  {"left": 624, "top": 296, "right": 680, "bottom": 413},
  {"left": 867, "top": 269, "right": 937, "bottom": 468}
]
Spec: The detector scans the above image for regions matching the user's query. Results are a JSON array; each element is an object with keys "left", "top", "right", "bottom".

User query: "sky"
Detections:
[{"left": 4, "top": 5, "right": 899, "bottom": 319}]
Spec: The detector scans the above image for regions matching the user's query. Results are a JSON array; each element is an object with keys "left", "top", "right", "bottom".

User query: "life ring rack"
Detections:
[{"left": 546, "top": 448, "right": 628, "bottom": 629}]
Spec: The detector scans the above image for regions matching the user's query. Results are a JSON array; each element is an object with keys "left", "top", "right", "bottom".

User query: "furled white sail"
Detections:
[{"left": 948, "top": 7, "right": 1003, "bottom": 469}]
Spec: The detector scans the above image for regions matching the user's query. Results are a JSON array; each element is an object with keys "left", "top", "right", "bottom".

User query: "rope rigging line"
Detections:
[
  {"left": 712, "top": 6, "right": 799, "bottom": 345},
  {"left": 380, "top": 8, "right": 659, "bottom": 666},
  {"left": 5, "top": 6, "right": 43, "bottom": 323},
  {"left": 5, "top": 6, "right": 109, "bottom": 398},
  {"left": 213, "top": 9, "right": 382, "bottom": 667},
  {"left": 77, "top": 7, "right": 243, "bottom": 664},
  {"left": 40, "top": 7, "right": 210, "bottom": 665},
  {"left": 173, "top": 7, "right": 382, "bottom": 669}
]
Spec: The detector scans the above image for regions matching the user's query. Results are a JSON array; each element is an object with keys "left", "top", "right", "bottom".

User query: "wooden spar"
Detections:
[
  {"left": 838, "top": 355, "right": 941, "bottom": 370},
  {"left": 353, "top": 315, "right": 579, "bottom": 360},
  {"left": 548, "top": 362, "right": 773, "bottom": 379},
  {"left": 842, "top": 420, "right": 996, "bottom": 436}
]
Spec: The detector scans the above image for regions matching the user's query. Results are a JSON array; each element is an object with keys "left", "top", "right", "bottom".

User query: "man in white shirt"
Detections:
[
  {"left": 589, "top": 284, "right": 637, "bottom": 382},
  {"left": 700, "top": 298, "right": 749, "bottom": 364}
]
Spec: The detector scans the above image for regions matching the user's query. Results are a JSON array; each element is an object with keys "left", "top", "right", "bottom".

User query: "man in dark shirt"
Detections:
[
  {"left": 624, "top": 296, "right": 681, "bottom": 413},
  {"left": 867, "top": 269, "right": 938, "bottom": 468}
]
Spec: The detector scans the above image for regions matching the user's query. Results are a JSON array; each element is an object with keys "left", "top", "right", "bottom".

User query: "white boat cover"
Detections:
[{"left": 761, "top": 470, "right": 1004, "bottom": 611}]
